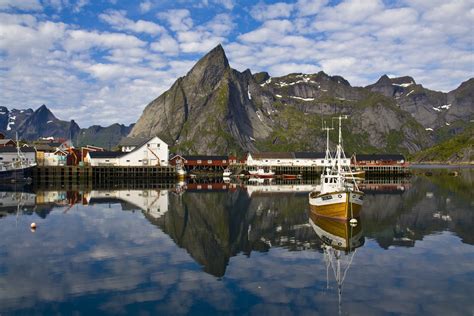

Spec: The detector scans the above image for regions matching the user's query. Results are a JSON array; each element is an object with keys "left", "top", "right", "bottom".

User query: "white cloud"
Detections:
[
  {"left": 139, "top": 0, "right": 152, "bottom": 13},
  {"left": 161, "top": 11, "right": 235, "bottom": 53},
  {"left": 73, "top": 0, "right": 89, "bottom": 13},
  {"left": 63, "top": 29, "right": 146, "bottom": 52},
  {"left": 250, "top": 2, "right": 294, "bottom": 21},
  {"left": 295, "top": 0, "right": 328, "bottom": 17},
  {"left": 151, "top": 33, "right": 180, "bottom": 55},
  {"left": 99, "top": 10, "right": 165, "bottom": 35},
  {"left": 0, "top": 0, "right": 42, "bottom": 11},
  {"left": 238, "top": 19, "right": 293, "bottom": 44},
  {"left": 158, "top": 9, "right": 193, "bottom": 32}
]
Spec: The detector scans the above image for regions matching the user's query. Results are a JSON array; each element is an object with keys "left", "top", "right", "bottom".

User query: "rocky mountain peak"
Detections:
[
  {"left": 186, "top": 44, "right": 230, "bottom": 90},
  {"left": 391, "top": 76, "right": 416, "bottom": 85},
  {"left": 35, "top": 104, "right": 56, "bottom": 121},
  {"left": 374, "top": 74, "right": 392, "bottom": 85}
]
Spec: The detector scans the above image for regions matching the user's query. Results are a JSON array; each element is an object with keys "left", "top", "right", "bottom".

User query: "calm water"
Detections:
[{"left": 0, "top": 170, "right": 473, "bottom": 315}]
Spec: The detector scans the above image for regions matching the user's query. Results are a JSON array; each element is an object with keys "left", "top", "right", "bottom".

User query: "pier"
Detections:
[{"left": 33, "top": 165, "right": 176, "bottom": 185}]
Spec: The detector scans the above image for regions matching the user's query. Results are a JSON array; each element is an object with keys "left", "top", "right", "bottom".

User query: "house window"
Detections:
[
  {"left": 126, "top": 160, "right": 130, "bottom": 162},
  {"left": 223, "top": 160, "right": 226, "bottom": 163},
  {"left": 139, "top": 160, "right": 142, "bottom": 162},
  {"left": 147, "top": 144, "right": 150, "bottom": 147},
  {"left": 157, "top": 144, "right": 160, "bottom": 147},
  {"left": 208, "top": 160, "right": 212, "bottom": 163},
  {"left": 197, "top": 160, "right": 202, "bottom": 164},
  {"left": 105, "top": 160, "right": 109, "bottom": 162}
]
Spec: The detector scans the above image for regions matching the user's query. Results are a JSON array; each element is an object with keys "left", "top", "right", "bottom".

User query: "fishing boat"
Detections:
[
  {"left": 308, "top": 116, "right": 364, "bottom": 220},
  {"left": 0, "top": 140, "right": 36, "bottom": 182},
  {"left": 254, "top": 168, "right": 275, "bottom": 178}
]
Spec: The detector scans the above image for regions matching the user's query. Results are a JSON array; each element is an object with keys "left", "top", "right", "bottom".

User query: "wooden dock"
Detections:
[
  {"left": 33, "top": 166, "right": 93, "bottom": 184},
  {"left": 31, "top": 163, "right": 409, "bottom": 186},
  {"left": 33, "top": 165, "right": 177, "bottom": 186},
  {"left": 231, "top": 164, "right": 409, "bottom": 176},
  {"left": 92, "top": 166, "right": 175, "bottom": 181}
]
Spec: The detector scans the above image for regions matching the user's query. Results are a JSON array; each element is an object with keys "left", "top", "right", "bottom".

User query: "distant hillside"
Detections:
[
  {"left": 410, "top": 126, "right": 473, "bottom": 164},
  {"left": 0, "top": 104, "right": 133, "bottom": 149}
]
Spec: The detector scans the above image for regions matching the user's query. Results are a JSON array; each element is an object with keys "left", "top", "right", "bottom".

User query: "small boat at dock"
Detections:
[
  {"left": 282, "top": 174, "right": 302, "bottom": 180},
  {"left": 0, "top": 139, "right": 36, "bottom": 183},
  {"left": 254, "top": 168, "right": 275, "bottom": 178}
]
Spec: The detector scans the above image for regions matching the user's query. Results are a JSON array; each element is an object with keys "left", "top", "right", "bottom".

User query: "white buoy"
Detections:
[
  {"left": 30, "top": 222, "right": 37, "bottom": 229},
  {"left": 349, "top": 218, "right": 358, "bottom": 227}
]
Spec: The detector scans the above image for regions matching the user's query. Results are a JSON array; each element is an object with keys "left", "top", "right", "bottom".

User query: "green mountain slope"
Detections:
[{"left": 411, "top": 126, "right": 473, "bottom": 163}]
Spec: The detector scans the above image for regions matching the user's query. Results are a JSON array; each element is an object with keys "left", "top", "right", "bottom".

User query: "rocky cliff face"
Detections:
[
  {"left": 132, "top": 45, "right": 470, "bottom": 155},
  {"left": 130, "top": 45, "right": 272, "bottom": 154},
  {"left": 367, "top": 75, "right": 474, "bottom": 131}
]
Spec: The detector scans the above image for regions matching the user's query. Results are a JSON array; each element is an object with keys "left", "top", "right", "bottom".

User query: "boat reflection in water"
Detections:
[{"left": 309, "top": 212, "right": 364, "bottom": 315}]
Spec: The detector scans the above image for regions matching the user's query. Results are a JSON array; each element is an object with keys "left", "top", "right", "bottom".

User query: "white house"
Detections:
[{"left": 85, "top": 136, "right": 169, "bottom": 167}]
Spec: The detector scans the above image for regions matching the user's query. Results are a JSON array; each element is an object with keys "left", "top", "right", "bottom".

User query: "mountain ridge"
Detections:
[
  {"left": 0, "top": 104, "right": 133, "bottom": 149},
  {"left": 2, "top": 45, "right": 472, "bottom": 158},
  {"left": 130, "top": 45, "right": 473, "bottom": 156}
]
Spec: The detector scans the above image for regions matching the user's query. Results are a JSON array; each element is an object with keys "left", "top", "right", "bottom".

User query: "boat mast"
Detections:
[
  {"left": 321, "top": 120, "right": 334, "bottom": 172},
  {"left": 15, "top": 132, "right": 23, "bottom": 168}
]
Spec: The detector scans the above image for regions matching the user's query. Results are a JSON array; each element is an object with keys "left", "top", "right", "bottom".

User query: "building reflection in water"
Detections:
[
  {"left": 1, "top": 172, "right": 472, "bottom": 280},
  {"left": 309, "top": 213, "right": 364, "bottom": 315}
]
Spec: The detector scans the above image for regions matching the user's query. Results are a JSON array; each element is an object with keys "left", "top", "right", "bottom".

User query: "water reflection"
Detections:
[
  {"left": 309, "top": 214, "right": 364, "bottom": 315},
  {"left": 0, "top": 171, "right": 473, "bottom": 314}
]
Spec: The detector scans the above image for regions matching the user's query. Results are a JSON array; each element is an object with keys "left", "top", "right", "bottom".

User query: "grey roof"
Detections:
[
  {"left": 119, "top": 137, "right": 150, "bottom": 147},
  {"left": 182, "top": 155, "right": 229, "bottom": 160},
  {"left": 0, "top": 146, "right": 36, "bottom": 153},
  {"left": 250, "top": 152, "right": 295, "bottom": 159},
  {"left": 88, "top": 151, "right": 124, "bottom": 158},
  {"left": 294, "top": 152, "right": 325, "bottom": 159},
  {"left": 0, "top": 139, "right": 15, "bottom": 145},
  {"left": 355, "top": 154, "right": 405, "bottom": 161}
]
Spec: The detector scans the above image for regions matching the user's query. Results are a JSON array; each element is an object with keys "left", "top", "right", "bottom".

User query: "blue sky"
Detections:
[{"left": 0, "top": 0, "right": 473, "bottom": 127}]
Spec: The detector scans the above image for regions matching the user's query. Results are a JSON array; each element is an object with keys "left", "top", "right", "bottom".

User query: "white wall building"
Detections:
[
  {"left": 85, "top": 136, "right": 169, "bottom": 167},
  {"left": 0, "top": 147, "right": 36, "bottom": 165},
  {"left": 246, "top": 152, "right": 350, "bottom": 167}
]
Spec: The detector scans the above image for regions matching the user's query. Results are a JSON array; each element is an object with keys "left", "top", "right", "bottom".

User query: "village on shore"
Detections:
[{"left": 0, "top": 132, "right": 409, "bottom": 180}]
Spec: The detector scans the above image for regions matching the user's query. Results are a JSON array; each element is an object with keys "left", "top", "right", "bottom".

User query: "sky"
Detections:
[{"left": 0, "top": 0, "right": 473, "bottom": 127}]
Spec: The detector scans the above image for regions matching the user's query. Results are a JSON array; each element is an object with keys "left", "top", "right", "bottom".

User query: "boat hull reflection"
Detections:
[{"left": 309, "top": 213, "right": 364, "bottom": 251}]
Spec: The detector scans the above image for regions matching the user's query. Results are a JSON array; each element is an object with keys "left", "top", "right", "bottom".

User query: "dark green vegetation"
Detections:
[{"left": 411, "top": 126, "right": 473, "bottom": 163}]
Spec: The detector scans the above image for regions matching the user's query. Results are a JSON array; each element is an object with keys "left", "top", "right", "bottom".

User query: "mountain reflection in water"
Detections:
[{"left": 0, "top": 170, "right": 473, "bottom": 314}]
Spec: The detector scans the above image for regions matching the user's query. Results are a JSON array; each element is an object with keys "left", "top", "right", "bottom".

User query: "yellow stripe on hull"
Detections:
[{"left": 310, "top": 200, "right": 362, "bottom": 220}]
